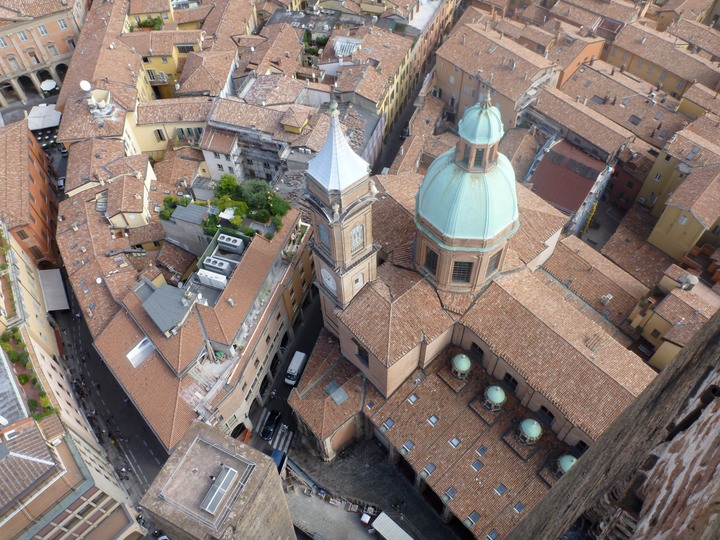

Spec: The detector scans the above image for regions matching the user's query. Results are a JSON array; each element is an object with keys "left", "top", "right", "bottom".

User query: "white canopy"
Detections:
[
  {"left": 28, "top": 104, "right": 62, "bottom": 131},
  {"left": 38, "top": 269, "right": 69, "bottom": 311}
]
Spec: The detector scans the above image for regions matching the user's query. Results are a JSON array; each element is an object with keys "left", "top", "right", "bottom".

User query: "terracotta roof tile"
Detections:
[
  {"left": 136, "top": 97, "right": 213, "bottom": 125},
  {"left": 0, "top": 121, "right": 35, "bottom": 229},
  {"left": 668, "top": 18, "right": 720, "bottom": 59},
  {"left": 461, "top": 269, "right": 656, "bottom": 439},
  {"left": 178, "top": 50, "right": 236, "bottom": 96},
  {"left": 559, "top": 60, "right": 688, "bottom": 148},
  {"left": 371, "top": 192, "right": 417, "bottom": 267},
  {"left": 682, "top": 83, "right": 720, "bottom": 116},
  {"left": 601, "top": 205, "right": 676, "bottom": 287},
  {"left": 613, "top": 22, "right": 720, "bottom": 89},
  {"left": 64, "top": 139, "right": 126, "bottom": 193},
  {"left": 129, "top": 0, "right": 171, "bottom": 14},
  {"left": 95, "top": 310, "right": 199, "bottom": 449},
  {"left": 508, "top": 185, "right": 567, "bottom": 265},
  {"left": 542, "top": 235, "right": 649, "bottom": 328},
  {"left": 534, "top": 86, "right": 634, "bottom": 157},
  {"left": 156, "top": 242, "right": 196, "bottom": 284},
  {"left": 666, "top": 163, "right": 720, "bottom": 228},
  {"left": 498, "top": 127, "right": 541, "bottom": 180},
  {"left": 338, "top": 264, "right": 454, "bottom": 366},
  {"left": 438, "top": 23, "right": 554, "bottom": 102},
  {"left": 289, "top": 330, "right": 384, "bottom": 439}
]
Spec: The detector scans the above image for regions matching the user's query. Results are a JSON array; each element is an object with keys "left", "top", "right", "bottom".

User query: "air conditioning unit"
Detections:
[{"left": 638, "top": 197, "right": 646, "bottom": 204}]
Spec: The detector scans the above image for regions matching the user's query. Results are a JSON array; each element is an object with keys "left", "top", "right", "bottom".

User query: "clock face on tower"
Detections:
[{"left": 321, "top": 268, "right": 337, "bottom": 293}]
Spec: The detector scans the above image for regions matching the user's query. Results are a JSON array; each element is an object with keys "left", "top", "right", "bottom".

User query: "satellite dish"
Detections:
[
  {"left": 96, "top": 277, "right": 102, "bottom": 284},
  {"left": 80, "top": 80, "right": 91, "bottom": 92}
]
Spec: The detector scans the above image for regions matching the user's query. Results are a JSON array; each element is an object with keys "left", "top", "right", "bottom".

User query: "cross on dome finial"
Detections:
[{"left": 481, "top": 92, "right": 492, "bottom": 109}]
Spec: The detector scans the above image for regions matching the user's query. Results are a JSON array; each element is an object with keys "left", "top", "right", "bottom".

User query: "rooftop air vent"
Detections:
[
  {"left": 484, "top": 385, "right": 506, "bottom": 412},
  {"left": 217, "top": 234, "right": 244, "bottom": 254},
  {"left": 518, "top": 418, "right": 542, "bottom": 446},
  {"left": 678, "top": 274, "right": 698, "bottom": 291},
  {"left": 451, "top": 353, "right": 471, "bottom": 379},
  {"left": 204, "top": 257, "right": 232, "bottom": 276}
]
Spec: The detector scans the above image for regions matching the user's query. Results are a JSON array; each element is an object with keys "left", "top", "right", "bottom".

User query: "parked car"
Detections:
[
  {"left": 261, "top": 410, "right": 282, "bottom": 441},
  {"left": 57, "top": 177, "right": 65, "bottom": 190}
]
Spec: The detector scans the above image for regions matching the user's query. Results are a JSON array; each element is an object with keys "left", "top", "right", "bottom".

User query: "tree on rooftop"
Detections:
[
  {"left": 215, "top": 174, "right": 241, "bottom": 199},
  {"left": 241, "top": 179, "right": 272, "bottom": 210}
]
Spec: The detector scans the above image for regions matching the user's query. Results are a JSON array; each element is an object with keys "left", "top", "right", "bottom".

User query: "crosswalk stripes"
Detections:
[{"left": 257, "top": 408, "right": 294, "bottom": 453}]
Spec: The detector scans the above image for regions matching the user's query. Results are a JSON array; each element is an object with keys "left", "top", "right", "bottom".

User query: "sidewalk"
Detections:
[
  {"left": 290, "top": 437, "right": 459, "bottom": 540},
  {"left": 286, "top": 490, "right": 370, "bottom": 540}
]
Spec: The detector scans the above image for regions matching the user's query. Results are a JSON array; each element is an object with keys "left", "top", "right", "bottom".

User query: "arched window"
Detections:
[
  {"left": 350, "top": 224, "right": 364, "bottom": 255},
  {"left": 7, "top": 56, "right": 20, "bottom": 71},
  {"left": 27, "top": 49, "right": 40, "bottom": 64},
  {"left": 47, "top": 43, "right": 58, "bottom": 57},
  {"left": 317, "top": 223, "right": 329, "bottom": 247}
]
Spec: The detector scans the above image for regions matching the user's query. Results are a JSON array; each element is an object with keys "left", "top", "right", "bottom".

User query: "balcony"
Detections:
[{"left": 147, "top": 70, "right": 169, "bottom": 85}]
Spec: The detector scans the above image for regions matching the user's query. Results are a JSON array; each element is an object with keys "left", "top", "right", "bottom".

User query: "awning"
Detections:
[
  {"left": 38, "top": 269, "right": 69, "bottom": 311},
  {"left": 371, "top": 512, "right": 414, "bottom": 540},
  {"left": 27, "top": 104, "right": 62, "bottom": 131}
]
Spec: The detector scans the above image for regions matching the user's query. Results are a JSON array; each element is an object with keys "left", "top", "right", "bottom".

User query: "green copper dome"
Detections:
[
  {"left": 458, "top": 98, "right": 505, "bottom": 146},
  {"left": 485, "top": 385, "right": 506, "bottom": 405},
  {"left": 558, "top": 454, "right": 577, "bottom": 474},
  {"left": 415, "top": 99, "right": 518, "bottom": 249},
  {"left": 520, "top": 418, "right": 542, "bottom": 439},
  {"left": 452, "top": 353, "right": 471, "bottom": 372},
  {"left": 415, "top": 151, "right": 518, "bottom": 248}
]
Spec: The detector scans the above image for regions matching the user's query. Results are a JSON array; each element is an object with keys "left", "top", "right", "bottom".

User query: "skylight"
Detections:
[
  {"left": 514, "top": 502, "right": 525, "bottom": 513},
  {"left": 428, "top": 415, "right": 438, "bottom": 426},
  {"left": 408, "top": 393, "right": 418, "bottom": 404},
  {"left": 449, "top": 437, "right": 461, "bottom": 448},
  {"left": 495, "top": 483, "right": 507, "bottom": 495},
  {"left": 472, "top": 459, "right": 483, "bottom": 472},
  {"left": 476, "top": 446, "right": 487, "bottom": 456}
]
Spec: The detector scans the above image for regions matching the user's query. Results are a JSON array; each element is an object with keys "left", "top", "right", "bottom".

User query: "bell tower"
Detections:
[{"left": 305, "top": 102, "right": 378, "bottom": 335}]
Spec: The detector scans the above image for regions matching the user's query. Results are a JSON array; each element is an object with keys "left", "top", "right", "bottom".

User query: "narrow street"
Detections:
[{"left": 55, "top": 278, "right": 167, "bottom": 505}]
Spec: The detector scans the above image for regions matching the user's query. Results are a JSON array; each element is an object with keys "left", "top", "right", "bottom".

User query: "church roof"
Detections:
[{"left": 306, "top": 102, "right": 370, "bottom": 192}]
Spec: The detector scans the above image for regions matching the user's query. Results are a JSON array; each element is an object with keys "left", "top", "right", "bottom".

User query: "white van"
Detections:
[{"left": 284, "top": 351, "right": 308, "bottom": 386}]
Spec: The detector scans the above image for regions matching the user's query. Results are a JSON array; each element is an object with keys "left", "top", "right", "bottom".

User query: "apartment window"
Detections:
[
  {"left": 576, "top": 440, "right": 589, "bottom": 454},
  {"left": 449, "top": 75, "right": 455, "bottom": 85},
  {"left": 651, "top": 329, "right": 661, "bottom": 338},
  {"left": 424, "top": 248, "right": 438, "bottom": 275},
  {"left": 486, "top": 251, "right": 501, "bottom": 277},
  {"left": 646, "top": 63, "right": 653, "bottom": 73},
  {"left": 29, "top": 246, "right": 43, "bottom": 260},
  {"left": 176, "top": 44, "right": 194, "bottom": 54},
  {"left": 678, "top": 215, "right": 688, "bottom": 225},
  {"left": 0, "top": 37, "right": 6, "bottom": 48},
  {"left": 350, "top": 224, "right": 364, "bottom": 254},
  {"left": 17, "top": 230, "right": 28, "bottom": 240},
  {"left": 213, "top": 152, "right": 220, "bottom": 158},
  {"left": 660, "top": 71, "right": 667, "bottom": 81},
  {"left": 8, "top": 56, "right": 20, "bottom": 71},
  {"left": 218, "top": 164, "right": 224, "bottom": 171},
  {"left": 452, "top": 261, "right": 473, "bottom": 283},
  {"left": 153, "top": 129, "right": 166, "bottom": 142},
  {"left": 38, "top": 25, "right": 48, "bottom": 36},
  {"left": 18, "top": 31, "right": 28, "bottom": 42},
  {"left": 626, "top": 180, "right": 634, "bottom": 189},
  {"left": 622, "top": 51, "right": 628, "bottom": 61},
  {"left": 503, "top": 372, "right": 519, "bottom": 393},
  {"left": 48, "top": 43, "right": 58, "bottom": 56},
  {"left": 161, "top": 56, "right": 168, "bottom": 63},
  {"left": 636, "top": 58, "right": 643, "bottom": 68},
  {"left": 228, "top": 166, "right": 234, "bottom": 173},
  {"left": 354, "top": 339, "right": 369, "bottom": 366},
  {"left": 66, "top": 38, "right": 75, "bottom": 50},
  {"left": 58, "top": 19, "right": 68, "bottom": 30}
]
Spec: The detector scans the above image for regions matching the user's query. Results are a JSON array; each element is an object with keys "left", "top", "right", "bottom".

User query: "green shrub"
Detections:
[
  {"left": 40, "top": 396, "right": 52, "bottom": 409},
  {"left": 17, "top": 374, "right": 29, "bottom": 385},
  {"left": 0, "top": 331, "right": 11, "bottom": 342},
  {"left": 241, "top": 180, "right": 271, "bottom": 210},
  {"left": 1, "top": 341, "right": 13, "bottom": 353},
  {"left": 7, "top": 349, "right": 20, "bottom": 363},
  {"left": 215, "top": 174, "right": 241, "bottom": 198},
  {"left": 243, "top": 227, "right": 257, "bottom": 237},
  {"left": 23, "top": 358, "right": 32, "bottom": 369},
  {"left": 39, "top": 391, "right": 47, "bottom": 398},
  {"left": 18, "top": 350, "right": 29, "bottom": 363},
  {"left": 250, "top": 209, "right": 271, "bottom": 223},
  {"left": 159, "top": 208, "right": 173, "bottom": 220},
  {"left": 28, "top": 398, "right": 38, "bottom": 411},
  {"left": 264, "top": 232, "right": 275, "bottom": 240},
  {"left": 268, "top": 193, "right": 290, "bottom": 216},
  {"left": 272, "top": 215, "right": 283, "bottom": 231}
]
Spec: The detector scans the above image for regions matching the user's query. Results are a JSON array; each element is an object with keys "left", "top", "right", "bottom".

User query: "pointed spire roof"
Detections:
[{"left": 307, "top": 101, "right": 369, "bottom": 192}]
